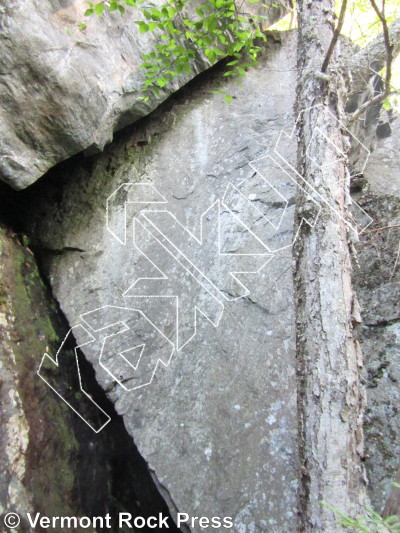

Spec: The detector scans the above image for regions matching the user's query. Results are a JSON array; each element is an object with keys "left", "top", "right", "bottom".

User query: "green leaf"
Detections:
[
  {"left": 204, "top": 48, "right": 216, "bottom": 62},
  {"left": 137, "top": 21, "right": 149, "bottom": 32},
  {"left": 384, "top": 515, "right": 400, "bottom": 525},
  {"left": 232, "top": 41, "right": 244, "bottom": 52},
  {"left": 95, "top": 3, "right": 105, "bottom": 16},
  {"left": 224, "top": 94, "right": 233, "bottom": 104},
  {"left": 84, "top": 8, "right": 94, "bottom": 16},
  {"left": 207, "top": 18, "right": 217, "bottom": 32},
  {"left": 167, "top": 39, "right": 177, "bottom": 49},
  {"left": 150, "top": 7, "right": 161, "bottom": 19},
  {"left": 78, "top": 22, "right": 87, "bottom": 30},
  {"left": 109, "top": 2, "right": 119, "bottom": 11},
  {"left": 383, "top": 98, "right": 391, "bottom": 111},
  {"left": 166, "top": 20, "right": 176, "bottom": 33},
  {"left": 214, "top": 47, "right": 225, "bottom": 56},
  {"left": 118, "top": 4, "right": 125, "bottom": 13}
]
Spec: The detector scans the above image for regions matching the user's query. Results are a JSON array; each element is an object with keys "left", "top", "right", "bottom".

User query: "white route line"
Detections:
[
  {"left": 106, "top": 182, "right": 167, "bottom": 245},
  {"left": 37, "top": 324, "right": 111, "bottom": 434},
  {"left": 273, "top": 103, "right": 373, "bottom": 235},
  {"left": 39, "top": 104, "right": 375, "bottom": 432},
  {"left": 125, "top": 214, "right": 225, "bottom": 351},
  {"left": 80, "top": 305, "right": 175, "bottom": 392}
]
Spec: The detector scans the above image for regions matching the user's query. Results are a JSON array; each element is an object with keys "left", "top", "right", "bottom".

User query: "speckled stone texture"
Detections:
[{"left": 352, "top": 110, "right": 400, "bottom": 513}]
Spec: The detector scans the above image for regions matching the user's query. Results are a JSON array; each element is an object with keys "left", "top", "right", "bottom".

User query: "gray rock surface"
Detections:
[
  {"left": 352, "top": 111, "right": 400, "bottom": 512},
  {"left": 20, "top": 32, "right": 301, "bottom": 531},
  {"left": 0, "top": 225, "right": 184, "bottom": 532},
  {"left": 0, "top": 0, "right": 290, "bottom": 191},
  {"left": 0, "top": 226, "right": 85, "bottom": 532}
]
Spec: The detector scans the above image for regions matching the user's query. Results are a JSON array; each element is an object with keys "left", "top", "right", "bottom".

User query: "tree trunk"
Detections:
[{"left": 295, "top": 1, "right": 368, "bottom": 530}]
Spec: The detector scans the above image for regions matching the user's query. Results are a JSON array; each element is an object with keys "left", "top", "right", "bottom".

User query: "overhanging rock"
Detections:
[{"left": 0, "top": 0, "right": 290, "bottom": 190}]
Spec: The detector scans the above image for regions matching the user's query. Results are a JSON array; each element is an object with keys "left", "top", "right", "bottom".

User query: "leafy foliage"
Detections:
[
  {"left": 340, "top": 0, "right": 400, "bottom": 111},
  {"left": 83, "top": 0, "right": 280, "bottom": 100},
  {"left": 82, "top": 0, "right": 400, "bottom": 108},
  {"left": 340, "top": 0, "right": 400, "bottom": 45},
  {"left": 322, "top": 497, "right": 400, "bottom": 533}
]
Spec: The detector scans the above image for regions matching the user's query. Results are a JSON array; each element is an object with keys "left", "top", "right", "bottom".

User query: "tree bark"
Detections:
[{"left": 295, "top": 1, "right": 368, "bottom": 530}]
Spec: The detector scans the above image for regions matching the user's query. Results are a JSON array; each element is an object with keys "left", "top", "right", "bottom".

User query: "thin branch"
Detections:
[
  {"left": 350, "top": 0, "right": 393, "bottom": 122},
  {"left": 321, "top": 0, "right": 348, "bottom": 73},
  {"left": 362, "top": 224, "right": 400, "bottom": 235},
  {"left": 389, "top": 240, "right": 400, "bottom": 281}
]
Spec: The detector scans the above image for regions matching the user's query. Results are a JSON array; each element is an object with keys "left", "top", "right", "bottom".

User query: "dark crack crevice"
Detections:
[{"left": 71, "top": 345, "right": 183, "bottom": 533}]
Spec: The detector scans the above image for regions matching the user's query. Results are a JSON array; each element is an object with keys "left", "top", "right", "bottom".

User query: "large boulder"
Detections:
[{"left": 13, "top": 31, "right": 301, "bottom": 531}]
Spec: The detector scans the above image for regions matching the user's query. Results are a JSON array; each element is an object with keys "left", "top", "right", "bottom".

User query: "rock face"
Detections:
[
  {"left": 0, "top": 226, "right": 182, "bottom": 532},
  {"left": 0, "top": 0, "right": 290, "bottom": 191},
  {"left": 352, "top": 110, "right": 400, "bottom": 513},
  {"left": 12, "top": 32, "right": 301, "bottom": 531},
  {"left": 0, "top": 226, "right": 103, "bottom": 531},
  {"left": 0, "top": 226, "right": 84, "bottom": 532}
]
